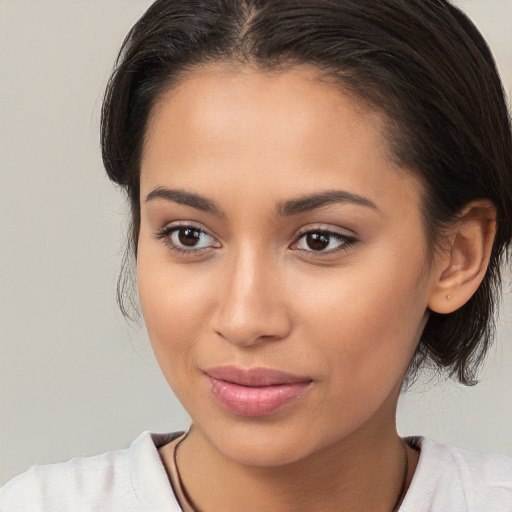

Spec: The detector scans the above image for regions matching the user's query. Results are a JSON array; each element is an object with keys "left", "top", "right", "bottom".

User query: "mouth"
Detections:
[{"left": 203, "top": 366, "right": 313, "bottom": 417}]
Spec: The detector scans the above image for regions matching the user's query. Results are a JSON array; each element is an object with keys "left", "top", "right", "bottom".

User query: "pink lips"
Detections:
[{"left": 204, "top": 366, "right": 312, "bottom": 417}]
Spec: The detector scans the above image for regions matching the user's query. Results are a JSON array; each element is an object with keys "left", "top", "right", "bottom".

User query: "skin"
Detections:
[{"left": 136, "top": 63, "right": 494, "bottom": 511}]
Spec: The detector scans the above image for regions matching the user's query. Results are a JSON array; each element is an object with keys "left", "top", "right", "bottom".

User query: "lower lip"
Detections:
[{"left": 207, "top": 377, "right": 311, "bottom": 417}]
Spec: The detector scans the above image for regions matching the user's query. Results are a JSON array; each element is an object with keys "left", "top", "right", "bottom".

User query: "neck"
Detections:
[{"left": 170, "top": 420, "right": 417, "bottom": 512}]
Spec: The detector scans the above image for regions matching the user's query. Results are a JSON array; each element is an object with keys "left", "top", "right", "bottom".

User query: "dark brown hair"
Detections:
[{"left": 101, "top": 0, "right": 512, "bottom": 385}]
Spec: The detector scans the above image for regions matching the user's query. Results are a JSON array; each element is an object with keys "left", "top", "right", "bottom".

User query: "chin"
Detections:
[
  {"left": 196, "top": 419, "right": 335, "bottom": 469},
  {"left": 218, "top": 438, "right": 309, "bottom": 468}
]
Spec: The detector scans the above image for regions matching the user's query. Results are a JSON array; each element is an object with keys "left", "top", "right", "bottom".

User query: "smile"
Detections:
[{"left": 204, "top": 366, "right": 313, "bottom": 417}]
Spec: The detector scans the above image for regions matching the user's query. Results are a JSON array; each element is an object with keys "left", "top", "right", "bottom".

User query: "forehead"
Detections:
[
  {"left": 141, "top": 63, "right": 421, "bottom": 217},
  {"left": 144, "top": 63, "right": 390, "bottom": 160}
]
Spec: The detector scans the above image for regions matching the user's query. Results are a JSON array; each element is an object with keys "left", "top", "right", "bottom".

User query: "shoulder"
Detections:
[
  {"left": 0, "top": 442, "right": 136, "bottom": 512},
  {"left": 0, "top": 432, "right": 183, "bottom": 512},
  {"left": 402, "top": 437, "right": 512, "bottom": 512}
]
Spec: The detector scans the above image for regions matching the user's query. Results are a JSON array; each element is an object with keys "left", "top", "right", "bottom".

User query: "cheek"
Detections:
[
  {"left": 296, "top": 255, "right": 428, "bottom": 383},
  {"left": 137, "top": 258, "right": 220, "bottom": 416},
  {"left": 295, "top": 269, "right": 427, "bottom": 439},
  {"left": 136, "top": 245, "right": 216, "bottom": 371}
]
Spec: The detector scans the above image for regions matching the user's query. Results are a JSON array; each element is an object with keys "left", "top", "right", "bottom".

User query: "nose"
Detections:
[{"left": 209, "top": 248, "right": 292, "bottom": 347}]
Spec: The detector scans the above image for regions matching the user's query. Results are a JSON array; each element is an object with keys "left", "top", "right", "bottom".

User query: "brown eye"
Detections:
[
  {"left": 295, "top": 230, "right": 355, "bottom": 254},
  {"left": 158, "top": 225, "right": 219, "bottom": 252},
  {"left": 306, "top": 232, "right": 330, "bottom": 251},
  {"left": 177, "top": 227, "right": 202, "bottom": 247}
]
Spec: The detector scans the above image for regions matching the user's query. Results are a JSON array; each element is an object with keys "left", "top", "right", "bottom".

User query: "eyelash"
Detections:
[
  {"left": 292, "top": 229, "right": 357, "bottom": 256},
  {"left": 154, "top": 224, "right": 220, "bottom": 256},
  {"left": 154, "top": 224, "right": 357, "bottom": 257}
]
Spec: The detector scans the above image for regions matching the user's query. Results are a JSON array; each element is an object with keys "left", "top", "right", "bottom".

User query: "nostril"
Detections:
[
  {"left": 209, "top": 258, "right": 292, "bottom": 346},
  {"left": 211, "top": 310, "right": 292, "bottom": 348}
]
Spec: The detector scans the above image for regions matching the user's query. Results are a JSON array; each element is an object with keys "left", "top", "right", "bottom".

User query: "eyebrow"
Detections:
[
  {"left": 145, "top": 187, "right": 225, "bottom": 217},
  {"left": 277, "top": 190, "right": 379, "bottom": 216},
  {"left": 145, "top": 187, "right": 378, "bottom": 217}
]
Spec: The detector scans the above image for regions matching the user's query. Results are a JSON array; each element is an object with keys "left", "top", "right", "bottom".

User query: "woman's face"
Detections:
[{"left": 138, "top": 64, "right": 437, "bottom": 466}]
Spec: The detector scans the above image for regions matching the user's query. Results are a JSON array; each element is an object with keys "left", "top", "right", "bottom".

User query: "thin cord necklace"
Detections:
[
  {"left": 173, "top": 437, "right": 410, "bottom": 512},
  {"left": 391, "top": 440, "right": 410, "bottom": 512}
]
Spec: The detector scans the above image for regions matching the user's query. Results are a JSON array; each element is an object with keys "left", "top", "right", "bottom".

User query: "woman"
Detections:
[{"left": 1, "top": 0, "right": 511, "bottom": 510}]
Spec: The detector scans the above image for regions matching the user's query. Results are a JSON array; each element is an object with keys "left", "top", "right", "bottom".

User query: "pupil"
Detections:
[
  {"left": 306, "top": 232, "right": 329, "bottom": 251},
  {"left": 178, "top": 228, "right": 201, "bottom": 247}
]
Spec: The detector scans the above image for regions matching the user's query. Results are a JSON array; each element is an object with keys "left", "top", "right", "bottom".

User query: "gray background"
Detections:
[{"left": 0, "top": 0, "right": 511, "bottom": 486}]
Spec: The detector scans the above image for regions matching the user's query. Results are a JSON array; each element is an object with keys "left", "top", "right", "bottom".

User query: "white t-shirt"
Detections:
[{"left": 1, "top": 432, "right": 511, "bottom": 511}]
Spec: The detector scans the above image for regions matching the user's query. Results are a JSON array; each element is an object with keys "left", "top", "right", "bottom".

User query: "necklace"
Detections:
[
  {"left": 391, "top": 440, "right": 410, "bottom": 512},
  {"left": 172, "top": 436, "right": 410, "bottom": 512}
]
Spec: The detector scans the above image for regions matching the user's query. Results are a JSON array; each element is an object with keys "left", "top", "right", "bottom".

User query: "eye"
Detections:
[
  {"left": 170, "top": 227, "right": 215, "bottom": 249},
  {"left": 155, "top": 225, "right": 220, "bottom": 254},
  {"left": 294, "top": 230, "right": 355, "bottom": 253}
]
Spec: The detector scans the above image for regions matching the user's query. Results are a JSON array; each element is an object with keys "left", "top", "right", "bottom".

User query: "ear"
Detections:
[{"left": 428, "top": 200, "right": 497, "bottom": 314}]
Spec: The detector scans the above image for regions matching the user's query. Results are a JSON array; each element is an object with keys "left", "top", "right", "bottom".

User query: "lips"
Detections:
[{"left": 204, "top": 366, "right": 312, "bottom": 417}]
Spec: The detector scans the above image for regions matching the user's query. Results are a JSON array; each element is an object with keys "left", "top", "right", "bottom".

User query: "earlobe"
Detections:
[{"left": 428, "top": 200, "right": 496, "bottom": 314}]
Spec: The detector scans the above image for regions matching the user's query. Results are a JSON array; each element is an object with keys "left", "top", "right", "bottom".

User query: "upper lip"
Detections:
[{"left": 203, "top": 366, "right": 312, "bottom": 387}]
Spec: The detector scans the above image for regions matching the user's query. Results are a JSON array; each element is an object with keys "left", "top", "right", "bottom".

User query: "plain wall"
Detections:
[{"left": 0, "top": 0, "right": 511, "bottom": 486}]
